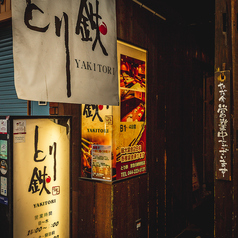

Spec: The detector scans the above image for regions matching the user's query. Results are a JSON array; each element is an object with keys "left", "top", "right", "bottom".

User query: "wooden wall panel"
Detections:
[
  {"left": 231, "top": 0, "right": 238, "bottom": 237},
  {"left": 58, "top": 103, "right": 81, "bottom": 238},
  {"left": 95, "top": 183, "right": 112, "bottom": 238},
  {"left": 113, "top": 176, "right": 147, "bottom": 238},
  {"left": 78, "top": 180, "right": 95, "bottom": 238},
  {"left": 205, "top": 76, "right": 214, "bottom": 188},
  {"left": 214, "top": 0, "right": 233, "bottom": 237},
  {"left": 116, "top": 0, "right": 167, "bottom": 237},
  {"left": 0, "top": 0, "right": 11, "bottom": 22},
  {"left": 165, "top": 39, "right": 193, "bottom": 237},
  {"left": 56, "top": 0, "right": 215, "bottom": 237},
  {"left": 0, "top": 0, "right": 217, "bottom": 237}
]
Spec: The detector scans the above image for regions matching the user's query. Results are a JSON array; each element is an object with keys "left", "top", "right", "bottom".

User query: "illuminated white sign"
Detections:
[{"left": 13, "top": 119, "right": 70, "bottom": 238}]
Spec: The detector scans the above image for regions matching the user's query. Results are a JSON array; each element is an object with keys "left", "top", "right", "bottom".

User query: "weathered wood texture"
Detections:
[
  {"left": 113, "top": 176, "right": 147, "bottom": 238},
  {"left": 0, "top": 0, "right": 11, "bottom": 21},
  {"left": 77, "top": 176, "right": 147, "bottom": 238},
  {"left": 205, "top": 76, "right": 215, "bottom": 188},
  {"left": 58, "top": 103, "right": 81, "bottom": 238},
  {"left": 95, "top": 183, "right": 112, "bottom": 238},
  {"left": 56, "top": 0, "right": 215, "bottom": 237},
  {"left": 0, "top": 0, "right": 216, "bottom": 237},
  {"left": 78, "top": 180, "right": 95, "bottom": 238},
  {"left": 117, "top": 1, "right": 214, "bottom": 235},
  {"left": 117, "top": 0, "right": 166, "bottom": 236},
  {"left": 214, "top": 0, "right": 233, "bottom": 237},
  {"left": 231, "top": 0, "right": 238, "bottom": 236},
  {"left": 78, "top": 181, "right": 113, "bottom": 238}
]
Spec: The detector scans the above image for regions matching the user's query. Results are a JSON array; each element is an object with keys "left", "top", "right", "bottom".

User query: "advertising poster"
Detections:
[
  {"left": 0, "top": 140, "right": 7, "bottom": 159},
  {"left": 13, "top": 119, "right": 70, "bottom": 238},
  {"left": 113, "top": 41, "right": 147, "bottom": 180},
  {"left": 81, "top": 105, "right": 113, "bottom": 180},
  {"left": 81, "top": 41, "right": 147, "bottom": 181},
  {"left": 0, "top": 135, "right": 8, "bottom": 205},
  {"left": 92, "top": 145, "right": 112, "bottom": 180},
  {"left": 0, "top": 120, "right": 7, "bottom": 134}
]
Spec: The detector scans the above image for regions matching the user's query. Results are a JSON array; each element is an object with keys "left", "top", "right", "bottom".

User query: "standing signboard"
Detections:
[
  {"left": 0, "top": 116, "right": 71, "bottom": 238},
  {"left": 81, "top": 41, "right": 147, "bottom": 181}
]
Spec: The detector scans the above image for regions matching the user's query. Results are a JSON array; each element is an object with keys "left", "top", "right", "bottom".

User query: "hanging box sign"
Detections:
[
  {"left": 12, "top": 0, "right": 119, "bottom": 106},
  {"left": 81, "top": 41, "right": 147, "bottom": 181}
]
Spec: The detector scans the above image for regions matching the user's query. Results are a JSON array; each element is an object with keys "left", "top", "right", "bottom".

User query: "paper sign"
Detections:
[
  {"left": 0, "top": 140, "right": 7, "bottom": 159},
  {"left": 91, "top": 145, "right": 112, "bottom": 180},
  {"left": 13, "top": 120, "right": 26, "bottom": 134},
  {"left": 1, "top": 176, "right": 7, "bottom": 196},
  {"left": 0, "top": 120, "right": 7, "bottom": 134}
]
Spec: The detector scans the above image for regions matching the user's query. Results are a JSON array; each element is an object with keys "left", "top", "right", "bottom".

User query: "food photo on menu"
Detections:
[
  {"left": 120, "top": 54, "right": 146, "bottom": 91},
  {"left": 120, "top": 90, "right": 145, "bottom": 122}
]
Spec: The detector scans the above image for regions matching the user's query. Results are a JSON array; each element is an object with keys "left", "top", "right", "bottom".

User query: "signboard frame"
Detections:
[
  {"left": 80, "top": 40, "right": 147, "bottom": 182},
  {"left": 0, "top": 116, "right": 72, "bottom": 238}
]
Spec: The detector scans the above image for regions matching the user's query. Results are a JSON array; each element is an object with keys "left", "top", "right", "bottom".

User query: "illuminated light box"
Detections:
[
  {"left": 0, "top": 116, "right": 71, "bottom": 238},
  {"left": 81, "top": 41, "right": 147, "bottom": 181}
]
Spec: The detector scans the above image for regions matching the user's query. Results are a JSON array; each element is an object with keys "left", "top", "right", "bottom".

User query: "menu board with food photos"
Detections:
[{"left": 81, "top": 41, "right": 147, "bottom": 181}]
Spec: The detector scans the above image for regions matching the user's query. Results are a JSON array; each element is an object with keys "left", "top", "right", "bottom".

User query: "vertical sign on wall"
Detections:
[
  {"left": 113, "top": 41, "right": 146, "bottom": 180},
  {"left": 214, "top": 71, "right": 231, "bottom": 180},
  {"left": 13, "top": 118, "right": 70, "bottom": 237}
]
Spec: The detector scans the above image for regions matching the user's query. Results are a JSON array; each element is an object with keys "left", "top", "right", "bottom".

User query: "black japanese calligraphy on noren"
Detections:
[
  {"left": 55, "top": 13, "right": 71, "bottom": 97},
  {"left": 24, "top": 0, "right": 110, "bottom": 99},
  {"left": 75, "top": 0, "right": 93, "bottom": 41},
  {"left": 24, "top": 0, "right": 50, "bottom": 32},
  {"left": 75, "top": 0, "right": 108, "bottom": 55}
]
